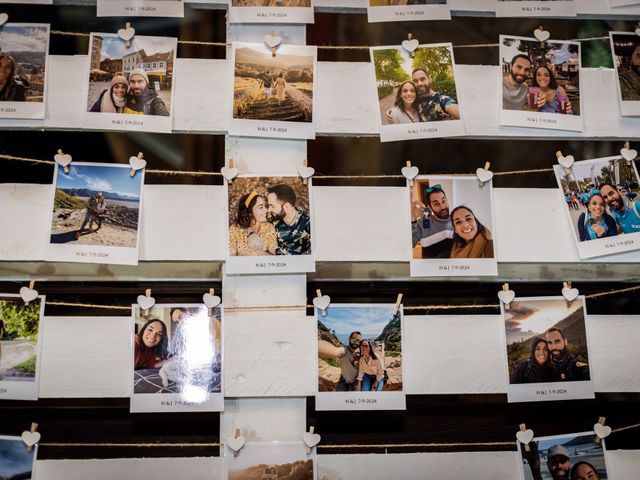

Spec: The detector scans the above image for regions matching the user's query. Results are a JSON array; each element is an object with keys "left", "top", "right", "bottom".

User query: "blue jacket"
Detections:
[{"left": 577, "top": 212, "right": 618, "bottom": 242}]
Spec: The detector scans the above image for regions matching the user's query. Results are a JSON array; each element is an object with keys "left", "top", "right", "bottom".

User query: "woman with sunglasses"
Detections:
[
  {"left": 449, "top": 206, "right": 494, "bottom": 259},
  {"left": 576, "top": 190, "right": 619, "bottom": 242},
  {"left": 355, "top": 339, "right": 385, "bottom": 392}
]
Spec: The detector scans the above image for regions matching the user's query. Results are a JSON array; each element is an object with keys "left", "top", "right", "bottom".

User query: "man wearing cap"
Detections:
[
  {"left": 77, "top": 192, "right": 107, "bottom": 239},
  {"left": 123, "top": 68, "right": 169, "bottom": 117},
  {"left": 545, "top": 327, "right": 590, "bottom": 382},
  {"left": 546, "top": 444, "right": 572, "bottom": 480},
  {"left": 317, "top": 331, "right": 362, "bottom": 392}
]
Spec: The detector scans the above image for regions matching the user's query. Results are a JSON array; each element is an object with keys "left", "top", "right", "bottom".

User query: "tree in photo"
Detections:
[
  {"left": 0, "top": 300, "right": 40, "bottom": 341},
  {"left": 412, "top": 46, "right": 457, "bottom": 100},
  {"left": 373, "top": 48, "right": 410, "bottom": 99}
]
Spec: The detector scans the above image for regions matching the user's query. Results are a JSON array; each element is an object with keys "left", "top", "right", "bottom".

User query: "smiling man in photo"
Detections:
[{"left": 545, "top": 327, "right": 589, "bottom": 382}]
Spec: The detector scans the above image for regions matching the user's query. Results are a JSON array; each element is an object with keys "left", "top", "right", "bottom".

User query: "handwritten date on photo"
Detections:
[
  {"left": 345, "top": 398, "right": 378, "bottom": 405},
  {"left": 536, "top": 388, "right": 567, "bottom": 396}
]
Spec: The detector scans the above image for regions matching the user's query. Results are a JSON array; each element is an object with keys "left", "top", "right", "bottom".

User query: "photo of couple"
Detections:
[
  {"left": 501, "top": 35, "right": 582, "bottom": 131},
  {"left": 520, "top": 431, "right": 608, "bottom": 480},
  {"left": 609, "top": 32, "right": 640, "bottom": 116},
  {"left": 554, "top": 157, "right": 640, "bottom": 258}
]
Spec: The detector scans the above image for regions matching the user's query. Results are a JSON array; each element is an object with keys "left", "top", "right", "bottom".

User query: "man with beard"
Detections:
[
  {"left": 546, "top": 445, "right": 572, "bottom": 480},
  {"left": 503, "top": 54, "right": 545, "bottom": 111},
  {"left": 618, "top": 43, "right": 640, "bottom": 101},
  {"left": 266, "top": 184, "right": 311, "bottom": 255},
  {"left": 600, "top": 183, "right": 640, "bottom": 234},
  {"left": 545, "top": 328, "right": 589, "bottom": 382},
  {"left": 123, "top": 69, "right": 169, "bottom": 116},
  {"left": 386, "top": 67, "right": 460, "bottom": 122},
  {"left": 317, "top": 331, "right": 362, "bottom": 392},
  {"left": 411, "top": 184, "right": 454, "bottom": 258}
]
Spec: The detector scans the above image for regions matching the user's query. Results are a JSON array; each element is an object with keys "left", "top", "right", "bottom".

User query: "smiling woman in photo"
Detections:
[
  {"left": 134, "top": 319, "right": 169, "bottom": 370},
  {"left": 510, "top": 337, "right": 554, "bottom": 384},
  {"left": 449, "top": 206, "right": 494, "bottom": 258},
  {"left": 229, "top": 191, "right": 278, "bottom": 256},
  {"left": 531, "top": 65, "right": 573, "bottom": 115},
  {"left": 388, "top": 80, "right": 421, "bottom": 124},
  {"left": 577, "top": 190, "right": 618, "bottom": 242}
]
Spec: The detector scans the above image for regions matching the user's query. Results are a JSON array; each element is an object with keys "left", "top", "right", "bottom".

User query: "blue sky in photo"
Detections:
[
  {"left": 56, "top": 164, "right": 142, "bottom": 199},
  {"left": 0, "top": 25, "right": 48, "bottom": 52},
  {"left": 98, "top": 34, "right": 175, "bottom": 62},
  {"left": 319, "top": 305, "right": 394, "bottom": 336},
  {"left": 0, "top": 438, "right": 34, "bottom": 477},
  {"left": 537, "top": 433, "right": 596, "bottom": 452}
]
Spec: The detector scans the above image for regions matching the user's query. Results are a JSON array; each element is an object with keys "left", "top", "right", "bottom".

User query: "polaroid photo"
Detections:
[
  {"left": 0, "top": 294, "right": 44, "bottom": 401},
  {"left": 130, "top": 304, "right": 223, "bottom": 413},
  {"left": 500, "top": 35, "right": 583, "bottom": 132},
  {"left": 519, "top": 431, "right": 609, "bottom": 480},
  {"left": 97, "top": 0, "right": 185, "bottom": 17},
  {"left": 225, "top": 440, "right": 316, "bottom": 480},
  {"left": 609, "top": 0, "right": 640, "bottom": 7},
  {"left": 45, "top": 162, "right": 144, "bottom": 265},
  {"left": 225, "top": 175, "right": 315, "bottom": 274},
  {"left": 228, "top": 0, "right": 315, "bottom": 24},
  {"left": 229, "top": 42, "right": 317, "bottom": 140},
  {"left": 0, "top": 23, "right": 49, "bottom": 119},
  {"left": 408, "top": 175, "right": 498, "bottom": 277},
  {"left": 84, "top": 33, "right": 177, "bottom": 133},
  {"left": 367, "top": 0, "right": 451, "bottom": 23},
  {"left": 316, "top": 303, "right": 406, "bottom": 411},
  {"left": 0, "top": 436, "right": 38, "bottom": 480},
  {"left": 370, "top": 43, "right": 465, "bottom": 142},
  {"left": 553, "top": 156, "right": 640, "bottom": 259},
  {"left": 609, "top": 32, "right": 640, "bottom": 117},
  {"left": 502, "top": 295, "right": 594, "bottom": 403},
  {"left": 495, "top": 0, "right": 577, "bottom": 17}
]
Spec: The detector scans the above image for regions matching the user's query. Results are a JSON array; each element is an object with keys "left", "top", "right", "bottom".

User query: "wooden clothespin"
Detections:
[
  {"left": 57, "top": 149, "right": 70, "bottom": 173},
  {"left": 143, "top": 288, "right": 152, "bottom": 317},
  {"left": 594, "top": 417, "right": 607, "bottom": 445},
  {"left": 407, "top": 33, "right": 415, "bottom": 58},
  {"left": 124, "top": 22, "right": 133, "bottom": 48},
  {"left": 622, "top": 141, "right": 636, "bottom": 165},
  {"left": 228, "top": 158, "right": 235, "bottom": 183},
  {"left": 26, "top": 422, "right": 38, "bottom": 453},
  {"left": 393, "top": 293, "right": 403, "bottom": 315},
  {"left": 130, "top": 152, "right": 144, "bottom": 177},
  {"left": 519, "top": 424, "right": 531, "bottom": 452},
  {"left": 477, "top": 162, "right": 493, "bottom": 187},
  {"left": 502, "top": 283, "right": 511, "bottom": 311},
  {"left": 269, "top": 32, "right": 278, "bottom": 57},
  {"left": 562, "top": 281, "right": 575, "bottom": 307},
  {"left": 233, "top": 428, "right": 241, "bottom": 457},
  {"left": 20, "top": 280, "right": 37, "bottom": 306},
  {"left": 406, "top": 161, "right": 414, "bottom": 187},
  {"left": 303, "top": 159, "right": 309, "bottom": 186},
  {"left": 29, "top": 280, "right": 35, "bottom": 291},
  {"left": 556, "top": 150, "right": 573, "bottom": 175},
  {"left": 207, "top": 288, "right": 215, "bottom": 316},
  {"left": 316, "top": 289, "right": 327, "bottom": 317}
]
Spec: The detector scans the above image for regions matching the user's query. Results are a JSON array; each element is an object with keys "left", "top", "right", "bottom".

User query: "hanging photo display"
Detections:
[
  {"left": 370, "top": 43, "right": 465, "bottom": 142},
  {"left": 500, "top": 35, "right": 583, "bottom": 132},
  {"left": 0, "top": 435, "right": 38, "bottom": 479},
  {"left": 0, "top": 294, "right": 44, "bottom": 401},
  {"left": 84, "top": 33, "right": 177, "bottom": 133},
  {"left": 45, "top": 162, "right": 144, "bottom": 265},
  {"left": 224, "top": 440, "right": 316, "bottom": 480},
  {"left": 609, "top": 32, "right": 640, "bottom": 117},
  {"left": 316, "top": 304, "right": 405, "bottom": 411},
  {"left": 97, "top": 0, "right": 185, "bottom": 17},
  {"left": 229, "top": 42, "right": 317, "bottom": 140},
  {"left": 367, "top": 0, "right": 451, "bottom": 23},
  {"left": 225, "top": 175, "right": 315, "bottom": 274},
  {"left": 553, "top": 155, "right": 640, "bottom": 259},
  {"left": 495, "top": 0, "right": 577, "bottom": 17},
  {"left": 130, "top": 304, "right": 223, "bottom": 413},
  {"left": 228, "top": 0, "right": 315, "bottom": 24},
  {"left": 502, "top": 295, "right": 594, "bottom": 403},
  {"left": 0, "top": 23, "right": 49, "bottom": 119},
  {"left": 518, "top": 431, "right": 609, "bottom": 480},
  {"left": 408, "top": 175, "right": 497, "bottom": 277}
]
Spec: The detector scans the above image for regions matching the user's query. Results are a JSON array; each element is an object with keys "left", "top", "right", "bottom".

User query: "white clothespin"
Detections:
[
  {"left": 476, "top": 162, "right": 493, "bottom": 187},
  {"left": 303, "top": 426, "right": 321, "bottom": 455},
  {"left": 19, "top": 280, "right": 38, "bottom": 305},
  {"left": 516, "top": 423, "right": 534, "bottom": 452},
  {"left": 313, "top": 289, "right": 330, "bottom": 317},
  {"left": 498, "top": 283, "right": 515, "bottom": 311},
  {"left": 118, "top": 22, "right": 136, "bottom": 48}
]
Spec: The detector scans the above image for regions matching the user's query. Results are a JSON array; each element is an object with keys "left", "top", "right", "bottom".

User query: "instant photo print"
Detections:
[
  {"left": 367, "top": 0, "right": 451, "bottom": 23},
  {"left": 228, "top": 0, "right": 315, "bottom": 24},
  {"left": 0, "top": 436, "right": 38, "bottom": 480},
  {"left": 609, "top": 32, "right": 640, "bottom": 117},
  {"left": 225, "top": 440, "right": 316, "bottom": 480}
]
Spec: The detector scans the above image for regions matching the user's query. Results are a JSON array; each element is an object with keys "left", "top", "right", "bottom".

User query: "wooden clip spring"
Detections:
[
  {"left": 303, "top": 159, "right": 309, "bottom": 185},
  {"left": 26, "top": 422, "right": 39, "bottom": 453},
  {"left": 316, "top": 289, "right": 327, "bottom": 317},
  {"left": 406, "top": 161, "right": 414, "bottom": 187},
  {"left": 143, "top": 288, "right": 152, "bottom": 317},
  {"left": 124, "top": 22, "right": 133, "bottom": 48},
  {"left": 502, "top": 283, "right": 511, "bottom": 310},
  {"left": 594, "top": 417, "right": 607, "bottom": 445},
  {"left": 520, "top": 424, "right": 530, "bottom": 452},
  {"left": 393, "top": 293, "right": 403, "bottom": 315}
]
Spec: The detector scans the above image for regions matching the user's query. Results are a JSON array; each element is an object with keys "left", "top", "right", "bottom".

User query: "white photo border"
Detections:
[
  {"left": 224, "top": 440, "right": 318, "bottom": 480},
  {"left": 367, "top": 1, "right": 451, "bottom": 23},
  {"left": 228, "top": 0, "right": 315, "bottom": 24},
  {"left": 495, "top": 0, "right": 577, "bottom": 17},
  {"left": 609, "top": 31, "right": 640, "bottom": 117},
  {"left": 0, "top": 435, "right": 38, "bottom": 478},
  {"left": 96, "top": 0, "right": 185, "bottom": 17}
]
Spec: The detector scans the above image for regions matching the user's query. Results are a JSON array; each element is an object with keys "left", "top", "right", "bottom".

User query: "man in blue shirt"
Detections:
[
  {"left": 266, "top": 184, "right": 311, "bottom": 255},
  {"left": 600, "top": 183, "right": 640, "bottom": 234}
]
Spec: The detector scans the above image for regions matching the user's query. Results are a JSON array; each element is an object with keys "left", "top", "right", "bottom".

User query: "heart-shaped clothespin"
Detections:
[
  {"left": 561, "top": 281, "right": 579, "bottom": 306},
  {"left": 498, "top": 283, "right": 515, "bottom": 311},
  {"left": 221, "top": 159, "right": 239, "bottom": 183},
  {"left": 476, "top": 162, "right": 493, "bottom": 187},
  {"left": 19, "top": 280, "right": 38, "bottom": 305},
  {"left": 137, "top": 289, "right": 155, "bottom": 317},
  {"left": 0, "top": 13, "right": 9, "bottom": 27},
  {"left": 54, "top": 149, "right": 72, "bottom": 174},
  {"left": 129, "top": 152, "right": 146, "bottom": 177},
  {"left": 636, "top": 24, "right": 640, "bottom": 37},
  {"left": 534, "top": 26, "right": 550, "bottom": 43},
  {"left": 594, "top": 417, "right": 611, "bottom": 445},
  {"left": 118, "top": 22, "right": 135, "bottom": 48},
  {"left": 203, "top": 288, "right": 221, "bottom": 316},
  {"left": 402, "top": 33, "right": 419, "bottom": 58},
  {"left": 313, "top": 289, "right": 330, "bottom": 317},
  {"left": 516, "top": 424, "right": 534, "bottom": 452},
  {"left": 621, "top": 142, "right": 637, "bottom": 164},
  {"left": 228, "top": 428, "right": 246, "bottom": 457},
  {"left": 303, "top": 426, "right": 321, "bottom": 455},
  {"left": 393, "top": 293, "right": 403, "bottom": 315},
  {"left": 299, "top": 159, "right": 314, "bottom": 186},
  {"left": 265, "top": 32, "right": 281, "bottom": 57},
  {"left": 22, "top": 423, "right": 40, "bottom": 453},
  {"left": 556, "top": 151, "right": 574, "bottom": 173},
  {"left": 401, "top": 161, "right": 419, "bottom": 187}
]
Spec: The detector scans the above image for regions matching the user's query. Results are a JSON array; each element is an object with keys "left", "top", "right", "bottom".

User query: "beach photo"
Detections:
[
  {"left": 131, "top": 304, "right": 223, "bottom": 413},
  {"left": 553, "top": 156, "right": 640, "bottom": 259},
  {"left": 520, "top": 431, "right": 608, "bottom": 480},
  {"left": 370, "top": 43, "right": 463, "bottom": 141},
  {"left": 609, "top": 32, "right": 640, "bottom": 116},
  {"left": 368, "top": 0, "right": 450, "bottom": 22},
  {"left": 46, "top": 162, "right": 144, "bottom": 265},
  {"left": 0, "top": 23, "right": 49, "bottom": 119},
  {"left": 230, "top": 42, "right": 317, "bottom": 139},
  {"left": 500, "top": 35, "right": 582, "bottom": 131},
  {"left": 0, "top": 294, "right": 44, "bottom": 401},
  {"left": 316, "top": 304, "right": 405, "bottom": 411},
  {"left": 97, "top": 0, "right": 184, "bottom": 17},
  {"left": 503, "top": 296, "right": 594, "bottom": 403},
  {"left": 0, "top": 436, "right": 37, "bottom": 480},
  {"left": 225, "top": 175, "right": 314, "bottom": 274},
  {"left": 409, "top": 175, "right": 497, "bottom": 277},
  {"left": 84, "top": 33, "right": 176, "bottom": 132},
  {"left": 225, "top": 441, "right": 315, "bottom": 480},
  {"left": 496, "top": 0, "right": 577, "bottom": 17},
  {"left": 229, "top": 1, "right": 314, "bottom": 24}
]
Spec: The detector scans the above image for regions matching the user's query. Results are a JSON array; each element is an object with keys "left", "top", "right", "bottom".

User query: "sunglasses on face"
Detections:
[
  {"left": 350, "top": 338, "right": 362, "bottom": 344},
  {"left": 424, "top": 184, "right": 442, "bottom": 194}
]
